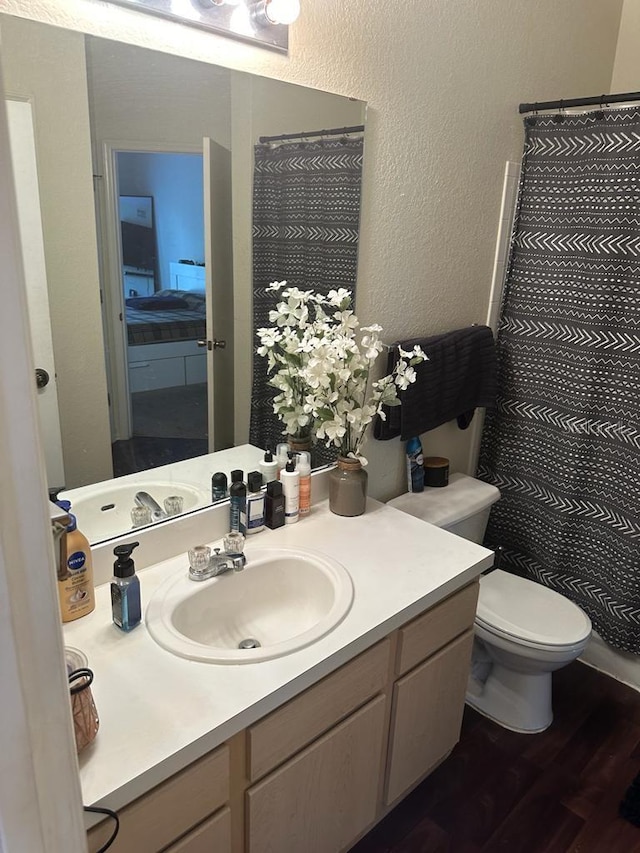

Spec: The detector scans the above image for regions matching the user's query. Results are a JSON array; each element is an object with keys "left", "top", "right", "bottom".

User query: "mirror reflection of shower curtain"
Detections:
[
  {"left": 478, "top": 107, "right": 640, "bottom": 654},
  {"left": 250, "top": 136, "right": 364, "bottom": 461}
]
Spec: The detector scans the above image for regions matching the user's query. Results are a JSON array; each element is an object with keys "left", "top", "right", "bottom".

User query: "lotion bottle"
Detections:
[
  {"left": 280, "top": 460, "right": 300, "bottom": 524},
  {"left": 55, "top": 500, "right": 95, "bottom": 623},
  {"left": 111, "top": 541, "right": 141, "bottom": 632},
  {"left": 258, "top": 449, "right": 278, "bottom": 484},
  {"left": 297, "top": 451, "right": 312, "bottom": 517}
]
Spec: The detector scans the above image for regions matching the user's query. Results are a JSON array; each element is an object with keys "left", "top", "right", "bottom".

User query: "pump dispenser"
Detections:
[
  {"left": 111, "top": 541, "right": 141, "bottom": 632},
  {"left": 258, "top": 449, "right": 278, "bottom": 484},
  {"left": 281, "top": 459, "right": 300, "bottom": 524}
]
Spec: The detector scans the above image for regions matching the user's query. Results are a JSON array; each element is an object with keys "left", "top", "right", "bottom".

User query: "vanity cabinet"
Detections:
[
  {"left": 86, "top": 581, "right": 478, "bottom": 853},
  {"left": 86, "top": 744, "right": 230, "bottom": 853},
  {"left": 386, "top": 580, "right": 479, "bottom": 806}
]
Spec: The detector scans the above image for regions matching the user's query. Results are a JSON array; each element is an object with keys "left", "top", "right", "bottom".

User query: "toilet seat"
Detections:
[{"left": 476, "top": 569, "right": 591, "bottom": 650}]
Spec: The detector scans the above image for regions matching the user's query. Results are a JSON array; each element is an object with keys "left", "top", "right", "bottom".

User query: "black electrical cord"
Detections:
[{"left": 83, "top": 806, "right": 119, "bottom": 852}]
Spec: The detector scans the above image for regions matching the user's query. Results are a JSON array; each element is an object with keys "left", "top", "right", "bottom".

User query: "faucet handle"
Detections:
[
  {"left": 188, "top": 545, "right": 212, "bottom": 580},
  {"left": 223, "top": 532, "right": 245, "bottom": 555}
]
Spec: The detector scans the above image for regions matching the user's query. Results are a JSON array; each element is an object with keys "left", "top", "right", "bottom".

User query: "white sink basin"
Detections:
[
  {"left": 60, "top": 481, "right": 208, "bottom": 543},
  {"left": 145, "top": 547, "right": 354, "bottom": 664}
]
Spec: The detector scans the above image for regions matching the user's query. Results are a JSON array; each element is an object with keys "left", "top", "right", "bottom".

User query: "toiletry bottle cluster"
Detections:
[{"left": 211, "top": 446, "right": 312, "bottom": 535}]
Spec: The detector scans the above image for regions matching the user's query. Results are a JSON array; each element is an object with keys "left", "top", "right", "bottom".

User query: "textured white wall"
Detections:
[
  {"left": 1, "top": 0, "right": 624, "bottom": 500},
  {"left": 611, "top": 0, "right": 640, "bottom": 90}
]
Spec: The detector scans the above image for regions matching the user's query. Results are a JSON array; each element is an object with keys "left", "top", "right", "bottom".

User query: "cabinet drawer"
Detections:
[
  {"left": 87, "top": 744, "right": 229, "bottom": 853},
  {"left": 397, "top": 581, "right": 478, "bottom": 675},
  {"left": 128, "top": 356, "right": 185, "bottom": 392},
  {"left": 248, "top": 639, "right": 390, "bottom": 781},
  {"left": 386, "top": 630, "right": 474, "bottom": 805},
  {"left": 248, "top": 695, "right": 386, "bottom": 853},
  {"left": 165, "top": 807, "right": 231, "bottom": 853}
]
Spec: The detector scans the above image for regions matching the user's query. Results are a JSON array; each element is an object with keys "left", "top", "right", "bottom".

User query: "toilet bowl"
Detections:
[
  {"left": 388, "top": 473, "right": 592, "bottom": 733},
  {"left": 468, "top": 568, "right": 591, "bottom": 732}
]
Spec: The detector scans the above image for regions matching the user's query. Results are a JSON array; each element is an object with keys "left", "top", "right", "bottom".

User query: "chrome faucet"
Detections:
[
  {"left": 188, "top": 540, "right": 246, "bottom": 582},
  {"left": 134, "top": 491, "right": 167, "bottom": 522}
]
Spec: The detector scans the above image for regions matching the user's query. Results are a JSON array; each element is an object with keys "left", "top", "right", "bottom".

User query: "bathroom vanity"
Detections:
[{"left": 64, "top": 498, "right": 493, "bottom": 852}]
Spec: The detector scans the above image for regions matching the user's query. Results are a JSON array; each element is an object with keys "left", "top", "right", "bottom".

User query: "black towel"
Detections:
[{"left": 374, "top": 325, "right": 497, "bottom": 441}]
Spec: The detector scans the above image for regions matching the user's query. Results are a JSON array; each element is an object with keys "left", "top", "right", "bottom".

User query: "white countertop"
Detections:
[{"left": 64, "top": 497, "right": 494, "bottom": 815}]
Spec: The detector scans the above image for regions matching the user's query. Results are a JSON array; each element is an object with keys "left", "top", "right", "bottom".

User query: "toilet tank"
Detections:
[{"left": 387, "top": 473, "right": 500, "bottom": 543}]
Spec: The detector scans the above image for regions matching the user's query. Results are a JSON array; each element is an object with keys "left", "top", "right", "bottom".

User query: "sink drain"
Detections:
[{"left": 238, "top": 638, "right": 261, "bottom": 650}]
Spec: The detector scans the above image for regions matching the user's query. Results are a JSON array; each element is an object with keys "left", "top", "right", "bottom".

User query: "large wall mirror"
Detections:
[{"left": 1, "top": 14, "right": 366, "bottom": 544}]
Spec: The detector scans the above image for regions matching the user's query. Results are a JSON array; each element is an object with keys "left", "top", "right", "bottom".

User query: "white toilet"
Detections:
[{"left": 388, "top": 473, "right": 592, "bottom": 734}]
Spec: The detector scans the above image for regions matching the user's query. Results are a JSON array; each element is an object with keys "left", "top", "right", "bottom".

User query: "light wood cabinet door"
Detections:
[
  {"left": 87, "top": 745, "right": 229, "bottom": 853},
  {"left": 165, "top": 807, "right": 231, "bottom": 853},
  {"left": 386, "top": 630, "right": 474, "bottom": 806},
  {"left": 247, "top": 695, "right": 387, "bottom": 853},
  {"left": 248, "top": 639, "right": 390, "bottom": 781}
]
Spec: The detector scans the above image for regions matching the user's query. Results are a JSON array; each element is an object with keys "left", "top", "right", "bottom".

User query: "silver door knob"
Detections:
[
  {"left": 197, "top": 339, "right": 226, "bottom": 351},
  {"left": 35, "top": 368, "right": 50, "bottom": 389}
]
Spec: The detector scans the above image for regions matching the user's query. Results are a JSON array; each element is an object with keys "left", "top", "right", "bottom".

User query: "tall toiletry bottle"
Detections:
[
  {"left": 297, "top": 450, "right": 312, "bottom": 517},
  {"left": 246, "top": 471, "right": 265, "bottom": 535},
  {"left": 276, "top": 443, "right": 289, "bottom": 479},
  {"left": 229, "top": 469, "right": 247, "bottom": 534},
  {"left": 406, "top": 436, "right": 425, "bottom": 493},
  {"left": 211, "top": 471, "right": 228, "bottom": 502},
  {"left": 280, "top": 460, "right": 300, "bottom": 524},
  {"left": 258, "top": 449, "right": 278, "bottom": 484},
  {"left": 111, "top": 541, "right": 141, "bottom": 632},
  {"left": 55, "top": 500, "right": 95, "bottom": 622},
  {"left": 265, "top": 480, "right": 285, "bottom": 529}
]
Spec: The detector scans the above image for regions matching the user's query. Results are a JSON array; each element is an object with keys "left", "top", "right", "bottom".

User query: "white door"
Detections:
[
  {"left": 203, "top": 137, "right": 234, "bottom": 451},
  {"left": 6, "top": 99, "right": 65, "bottom": 489}
]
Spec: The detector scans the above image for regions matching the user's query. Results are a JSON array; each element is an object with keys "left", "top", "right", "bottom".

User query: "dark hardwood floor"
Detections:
[{"left": 353, "top": 661, "right": 640, "bottom": 853}]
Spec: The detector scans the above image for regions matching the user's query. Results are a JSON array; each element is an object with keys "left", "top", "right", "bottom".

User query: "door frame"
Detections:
[
  {"left": 6, "top": 96, "right": 66, "bottom": 488},
  {"left": 0, "top": 86, "right": 86, "bottom": 852},
  {"left": 100, "top": 140, "right": 203, "bottom": 442}
]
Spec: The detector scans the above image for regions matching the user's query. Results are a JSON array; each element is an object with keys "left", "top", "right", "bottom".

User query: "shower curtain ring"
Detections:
[
  {"left": 553, "top": 99, "right": 566, "bottom": 124},
  {"left": 594, "top": 95, "right": 608, "bottom": 121}
]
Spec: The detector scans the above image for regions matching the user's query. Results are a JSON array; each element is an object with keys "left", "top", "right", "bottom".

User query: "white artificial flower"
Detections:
[{"left": 255, "top": 284, "right": 425, "bottom": 454}]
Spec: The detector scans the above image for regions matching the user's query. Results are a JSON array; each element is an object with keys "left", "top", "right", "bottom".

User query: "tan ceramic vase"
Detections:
[
  {"left": 287, "top": 434, "right": 312, "bottom": 454},
  {"left": 328, "top": 456, "right": 368, "bottom": 517}
]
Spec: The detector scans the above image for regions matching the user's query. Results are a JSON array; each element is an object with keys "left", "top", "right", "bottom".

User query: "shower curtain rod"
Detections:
[
  {"left": 519, "top": 90, "right": 640, "bottom": 114},
  {"left": 259, "top": 124, "right": 364, "bottom": 143}
]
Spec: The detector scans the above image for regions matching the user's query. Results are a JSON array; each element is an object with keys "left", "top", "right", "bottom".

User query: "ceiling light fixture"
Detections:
[{"left": 104, "top": 0, "right": 299, "bottom": 52}]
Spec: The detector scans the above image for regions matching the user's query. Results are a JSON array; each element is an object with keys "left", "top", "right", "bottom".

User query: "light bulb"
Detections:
[
  {"left": 264, "top": 0, "right": 300, "bottom": 25},
  {"left": 230, "top": 4, "right": 255, "bottom": 35}
]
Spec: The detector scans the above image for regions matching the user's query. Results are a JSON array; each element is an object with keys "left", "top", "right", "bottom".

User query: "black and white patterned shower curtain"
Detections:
[
  {"left": 249, "top": 137, "right": 363, "bottom": 458},
  {"left": 478, "top": 107, "right": 640, "bottom": 653}
]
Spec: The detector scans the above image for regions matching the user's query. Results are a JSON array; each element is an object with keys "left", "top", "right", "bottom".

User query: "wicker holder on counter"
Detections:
[{"left": 66, "top": 647, "right": 99, "bottom": 753}]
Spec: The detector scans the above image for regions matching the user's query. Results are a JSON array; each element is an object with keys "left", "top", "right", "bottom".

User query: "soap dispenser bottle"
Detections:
[{"left": 111, "top": 541, "right": 141, "bottom": 632}]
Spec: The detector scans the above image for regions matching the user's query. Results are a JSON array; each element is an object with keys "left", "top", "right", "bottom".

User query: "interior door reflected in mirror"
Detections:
[{"left": 1, "top": 13, "right": 366, "bottom": 543}]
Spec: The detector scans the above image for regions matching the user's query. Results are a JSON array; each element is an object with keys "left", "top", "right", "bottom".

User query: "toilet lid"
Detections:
[{"left": 476, "top": 569, "right": 591, "bottom": 647}]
